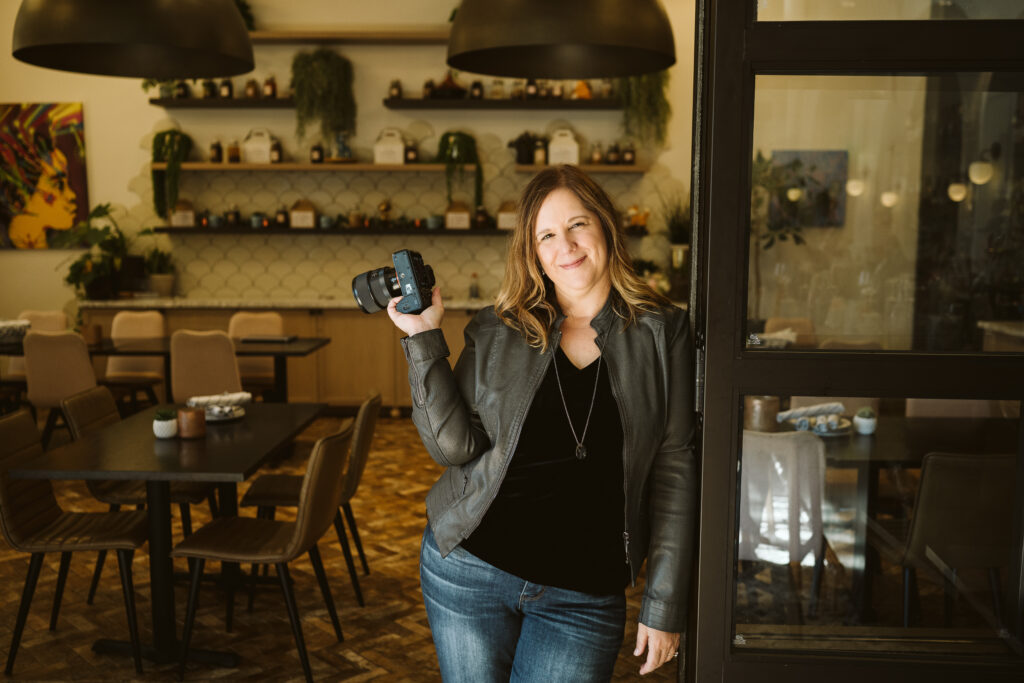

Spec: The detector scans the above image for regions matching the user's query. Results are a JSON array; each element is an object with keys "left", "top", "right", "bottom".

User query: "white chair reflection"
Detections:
[{"left": 738, "top": 430, "right": 829, "bottom": 619}]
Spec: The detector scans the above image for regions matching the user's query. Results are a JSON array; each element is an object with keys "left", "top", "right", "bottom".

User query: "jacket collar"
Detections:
[{"left": 551, "top": 290, "right": 619, "bottom": 338}]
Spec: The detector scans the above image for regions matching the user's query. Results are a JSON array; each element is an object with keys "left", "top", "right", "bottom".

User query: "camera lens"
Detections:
[{"left": 352, "top": 266, "right": 400, "bottom": 313}]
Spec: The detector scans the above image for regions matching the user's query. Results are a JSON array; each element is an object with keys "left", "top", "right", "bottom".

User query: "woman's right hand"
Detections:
[{"left": 387, "top": 286, "right": 444, "bottom": 336}]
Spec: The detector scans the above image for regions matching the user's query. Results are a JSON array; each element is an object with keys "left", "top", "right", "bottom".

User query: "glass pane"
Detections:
[
  {"left": 746, "top": 73, "right": 1024, "bottom": 352},
  {"left": 756, "top": 0, "right": 1024, "bottom": 21},
  {"left": 733, "top": 394, "right": 1021, "bottom": 657}
]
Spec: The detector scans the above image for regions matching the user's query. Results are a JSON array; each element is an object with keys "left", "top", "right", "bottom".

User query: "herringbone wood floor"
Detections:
[{"left": 0, "top": 417, "right": 676, "bottom": 682}]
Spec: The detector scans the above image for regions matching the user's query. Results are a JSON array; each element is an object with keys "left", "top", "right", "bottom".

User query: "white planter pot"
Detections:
[
  {"left": 153, "top": 419, "right": 178, "bottom": 439},
  {"left": 853, "top": 415, "right": 876, "bottom": 435},
  {"left": 149, "top": 273, "right": 175, "bottom": 298}
]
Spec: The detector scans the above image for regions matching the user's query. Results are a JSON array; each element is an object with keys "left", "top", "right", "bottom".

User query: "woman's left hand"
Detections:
[{"left": 634, "top": 623, "right": 680, "bottom": 675}]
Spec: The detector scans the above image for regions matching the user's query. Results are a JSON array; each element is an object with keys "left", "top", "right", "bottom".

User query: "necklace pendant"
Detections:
[{"left": 575, "top": 443, "right": 587, "bottom": 460}]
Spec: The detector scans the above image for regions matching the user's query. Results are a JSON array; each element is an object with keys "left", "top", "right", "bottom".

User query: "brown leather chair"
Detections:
[
  {"left": 228, "top": 312, "right": 283, "bottom": 398},
  {"left": 241, "top": 393, "right": 382, "bottom": 607},
  {"left": 0, "top": 410, "right": 147, "bottom": 676},
  {"left": 61, "top": 386, "right": 219, "bottom": 604},
  {"left": 897, "top": 452, "right": 1015, "bottom": 628},
  {"left": 170, "top": 329, "right": 242, "bottom": 402},
  {"left": 172, "top": 421, "right": 355, "bottom": 683},
  {"left": 102, "top": 310, "right": 166, "bottom": 412},
  {"left": 23, "top": 330, "right": 97, "bottom": 448}
]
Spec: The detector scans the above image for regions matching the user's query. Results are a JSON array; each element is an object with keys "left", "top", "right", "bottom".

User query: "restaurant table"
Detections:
[
  {"left": 0, "top": 336, "right": 330, "bottom": 402},
  {"left": 9, "top": 402, "right": 325, "bottom": 667},
  {"left": 818, "top": 415, "right": 1019, "bottom": 621}
]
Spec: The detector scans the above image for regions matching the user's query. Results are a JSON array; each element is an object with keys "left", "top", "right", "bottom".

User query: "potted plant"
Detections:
[
  {"left": 153, "top": 408, "right": 178, "bottom": 439},
  {"left": 152, "top": 129, "right": 193, "bottom": 218},
  {"left": 145, "top": 246, "right": 175, "bottom": 298},
  {"left": 292, "top": 48, "right": 356, "bottom": 154},
  {"left": 617, "top": 70, "right": 671, "bottom": 146},
  {"left": 853, "top": 406, "right": 877, "bottom": 435},
  {"left": 436, "top": 131, "right": 483, "bottom": 208},
  {"left": 50, "top": 203, "right": 129, "bottom": 300}
]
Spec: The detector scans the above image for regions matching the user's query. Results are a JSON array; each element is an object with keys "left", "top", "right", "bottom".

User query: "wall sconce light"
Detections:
[
  {"left": 845, "top": 179, "right": 865, "bottom": 197},
  {"left": 947, "top": 182, "right": 968, "bottom": 202},
  {"left": 968, "top": 142, "right": 1000, "bottom": 186},
  {"left": 880, "top": 191, "right": 900, "bottom": 208}
]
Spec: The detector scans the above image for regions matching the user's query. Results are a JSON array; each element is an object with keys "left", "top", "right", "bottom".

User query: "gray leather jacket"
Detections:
[{"left": 400, "top": 294, "right": 697, "bottom": 633}]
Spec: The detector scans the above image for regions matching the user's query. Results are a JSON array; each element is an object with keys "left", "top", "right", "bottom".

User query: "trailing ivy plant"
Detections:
[
  {"left": 617, "top": 70, "right": 671, "bottom": 146},
  {"left": 292, "top": 48, "right": 356, "bottom": 143},
  {"left": 435, "top": 132, "right": 482, "bottom": 208},
  {"left": 151, "top": 130, "right": 193, "bottom": 218}
]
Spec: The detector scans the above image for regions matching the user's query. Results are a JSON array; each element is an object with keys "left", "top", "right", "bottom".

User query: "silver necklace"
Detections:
[{"left": 552, "top": 349, "right": 602, "bottom": 460}]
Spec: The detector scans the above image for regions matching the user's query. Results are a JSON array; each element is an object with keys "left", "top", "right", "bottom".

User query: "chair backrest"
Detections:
[
  {"left": 6, "top": 309, "right": 69, "bottom": 378},
  {"left": 340, "top": 393, "right": 383, "bottom": 503},
  {"left": 765, "top": 317, "right": 816, "bottom": 348},
  {"left": 738, "top": 430, "right": 825, "bottom": 564},
  {"left": 905, "top": 398, "right": 1019, "bottom": 419},
  {"left": 170, "top": 330, "right": 242, "bottom": 400},
  {"left": 24, "top": 331, "right": 97, "bottom": 409},
  {"left": 0, "top": 410, "right": 61, "bottom": 552},
  {"left": 284, "top": 421, "right": 355, "bottom": 560},
  {"left": 228, "top": 312, "right": 282, "bottom": 380},
  {"left": 62, "top": 386, "right": 121, "bottom": 440},
  {"left": 903, "top": 452, "right": 1015, "bottom": 570},
  {"left": 105, "top": 310, "right": 165, "bottom": 378},
  {"left": 790, "top": 396, "right": 880, "bottom": 418}
]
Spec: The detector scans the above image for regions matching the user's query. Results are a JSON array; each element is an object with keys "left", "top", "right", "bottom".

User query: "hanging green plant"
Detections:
[
  {"left": 291, "top": 48, "right": 356, "bottom": 143},
  {"left": 617, "top": 70, "right": 671, "bottom": 146},
  {"left": 151, "top": 130, "right": 193, "bottom": 218},
  {"left": 435, "top": 132, "right": 482, "bottom": 207}
]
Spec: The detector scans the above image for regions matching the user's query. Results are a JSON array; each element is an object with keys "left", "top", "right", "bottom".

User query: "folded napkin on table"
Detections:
[
  {"left": 776, "top": 402, "right": 846, "bottom": 423},
  {"left": 186, "top": 391, "right": 252, "bottom": 408}
]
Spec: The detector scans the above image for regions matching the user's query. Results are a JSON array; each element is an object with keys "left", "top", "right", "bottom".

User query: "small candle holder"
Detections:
[{"left": 177, "top": 408, "right": 206, "bottom": 439}]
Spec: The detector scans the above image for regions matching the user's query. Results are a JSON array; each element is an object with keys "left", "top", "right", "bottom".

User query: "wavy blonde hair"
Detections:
[{"left": 495, "top": 165, "right": 670, "bottom": 351}]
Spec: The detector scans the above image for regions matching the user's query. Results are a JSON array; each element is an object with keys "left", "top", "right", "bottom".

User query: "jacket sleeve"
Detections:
[
  {"left": 639, "top": 309, "right": 698, "bottom": 633},
  {"left": 399, "top": 316, "right": 491, "bottom": 467}
]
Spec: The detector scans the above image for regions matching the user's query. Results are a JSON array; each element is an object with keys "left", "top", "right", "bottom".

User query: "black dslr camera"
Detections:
[{"left": 352, "top": 249, "right": 436, "bottom": 314}]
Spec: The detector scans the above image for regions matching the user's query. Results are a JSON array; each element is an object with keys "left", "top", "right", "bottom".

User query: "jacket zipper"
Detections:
[{"left": 603, "top": 347, "right": 636, "bottom": 586}]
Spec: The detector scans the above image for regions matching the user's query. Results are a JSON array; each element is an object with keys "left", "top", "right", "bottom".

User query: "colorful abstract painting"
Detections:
[
  {"left": 768, "top": 150, "right": 848, "bottom": 228},
  {"left": 0, "top": 102, "right": 89, "bottom": 249}
]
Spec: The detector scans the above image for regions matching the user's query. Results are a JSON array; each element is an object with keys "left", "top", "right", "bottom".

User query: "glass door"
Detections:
[{"left": 689, "top": 2, "right": 1024, "bottom": 681}]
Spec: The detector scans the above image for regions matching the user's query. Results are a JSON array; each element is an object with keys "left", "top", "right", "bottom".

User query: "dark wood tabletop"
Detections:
[
  {"left": 10, "top": 402, "right": 325, "bottom": 483},
  {"left": 0, "top": 336, "right": 330, "bottom": 357}
]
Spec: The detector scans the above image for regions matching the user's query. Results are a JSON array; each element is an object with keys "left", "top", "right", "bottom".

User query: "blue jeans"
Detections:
[{"left": 420, "top": 525, "right": 626, "bottom": 682}]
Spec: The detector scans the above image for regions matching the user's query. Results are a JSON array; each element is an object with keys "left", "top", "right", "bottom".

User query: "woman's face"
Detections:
[{"left": 533, "top": 187, "right": 610, "bottom": 302}]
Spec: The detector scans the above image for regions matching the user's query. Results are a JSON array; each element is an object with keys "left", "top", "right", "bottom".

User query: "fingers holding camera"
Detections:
[{"left": 388, "top": 286, "right": 445, "bottom": 337}]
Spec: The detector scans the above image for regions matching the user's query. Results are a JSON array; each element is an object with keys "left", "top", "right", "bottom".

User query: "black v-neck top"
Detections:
[{"left": 461, "top": 346, "right": 628, "bottom": 595}]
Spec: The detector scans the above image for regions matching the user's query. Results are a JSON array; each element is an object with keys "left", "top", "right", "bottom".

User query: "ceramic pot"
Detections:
[
  {"left": 153, "top": 418, "right": 178, "bottom": 439},
  {"left": 149, "top": 273, "right": 174, "bottom": 298},
  {"left": 177, "top": 408, "right": 206, "bottom": 439},
  {"left": 743, "top": 395, "right": 780, "bottom": 432},
  {"left": 853, "top": 415, "right": 877, "bottom": 435}
]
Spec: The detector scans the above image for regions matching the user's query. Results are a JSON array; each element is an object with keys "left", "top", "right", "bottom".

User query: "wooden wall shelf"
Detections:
[
  {"left": 514, "top": 164, "right": 649, "bottom": 174},
  {"left": 249, "top": 28, "right": 449, "bottom": 45},
  {"left": 153, "top": 227, "right": 506, "bottom": 237},
  {"left": 149, "top": 98, "right": 295, "bottom": 109},
  {"left": 383, "top": 98, "right": 622, "bottom": 110},
  {"left": 152, "top": 162, "right": 466, "bottom": 172}
]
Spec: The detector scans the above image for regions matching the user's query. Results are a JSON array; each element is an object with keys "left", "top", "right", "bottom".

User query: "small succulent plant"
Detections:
[
  {"left": 154, "top": 409, "right": 177, "bottom": 421},
  {"left": 856, "top": 406, "right": 876, "bottom": 419}
]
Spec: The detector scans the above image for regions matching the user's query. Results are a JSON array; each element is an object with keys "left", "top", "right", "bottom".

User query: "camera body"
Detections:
[{"left": 351, "top": 249, "right": 436, "bottom": 315}]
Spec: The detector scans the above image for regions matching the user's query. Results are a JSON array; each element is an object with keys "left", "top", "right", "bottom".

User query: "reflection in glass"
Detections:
[
  {"left": 756, "top": 0, "right": 1023, "bottom": 22},
  {"left": 747, "top": 74, "right": 1024, "bottom": 353},
  {"left": 733, "top": 394, "right": 1021, "bottom": 657}
]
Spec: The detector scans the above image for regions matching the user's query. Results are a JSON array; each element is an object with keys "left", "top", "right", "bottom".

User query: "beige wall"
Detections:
[{"left": 0, "top": 0, "right": 696, "bottom": 319}]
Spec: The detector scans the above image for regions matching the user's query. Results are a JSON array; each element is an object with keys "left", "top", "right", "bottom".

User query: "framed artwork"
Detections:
[
  {"left": 0, "top": 102, "right": 89, "bottom": 249},
  {"left": 768, "top": 149, "right": 848, "bottom": 228}
]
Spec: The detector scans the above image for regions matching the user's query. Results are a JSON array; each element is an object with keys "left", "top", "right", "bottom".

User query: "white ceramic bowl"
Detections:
[{"left": 153, "top": 419, "right": 178, "bottom": 439}]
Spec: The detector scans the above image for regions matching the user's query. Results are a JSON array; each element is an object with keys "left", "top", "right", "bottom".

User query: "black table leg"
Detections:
[
  {"left": 270, "top": 356, "right": 288, "bottom": 403},
  {"left": 164, "top": 356, "right": 173, "bottom": 403}
]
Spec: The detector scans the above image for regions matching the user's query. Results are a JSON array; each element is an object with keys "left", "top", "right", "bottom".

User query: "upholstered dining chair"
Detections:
[
  {"left": 62, "top": 386, "right": 219, "bottom": 604},
  {"left": 102, "top": 310, "right": 166, "bottom": 412},
  {"left": 172, "top": 421, "right": 355, "bottom": 683},
  {"left": 896, "top": 452, "right": 1015, "bottom": 628},
  {"left": 3, "top": 309, "right": 69, "bottom": 387},
  {"left": 170, "top": 329, "right": 242, "bottom": 402},
  {"left": 241, "top": 393, "right": 382, "bottom": 607},
  {"left": 23, "top": 330, "right": 96, "bottom": 448},
  {"left": 228, "top": 312, "right": 283, "bottom": 398},
  {"left": 0, "top": 410, "right": 147, "bottom": 676}
]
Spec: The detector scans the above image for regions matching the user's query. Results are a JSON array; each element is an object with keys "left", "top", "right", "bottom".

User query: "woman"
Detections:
[{"left": 388, "top": 165, "right": 697, "bottom": 681}]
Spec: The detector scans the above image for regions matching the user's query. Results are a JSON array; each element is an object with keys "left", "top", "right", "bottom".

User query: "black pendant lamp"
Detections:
[
  {"left": 12, "top": 0, "right": 254, "bottom": 79},
  {"left": 447, "top": 0, "right": 675, "bottom": 79}
]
